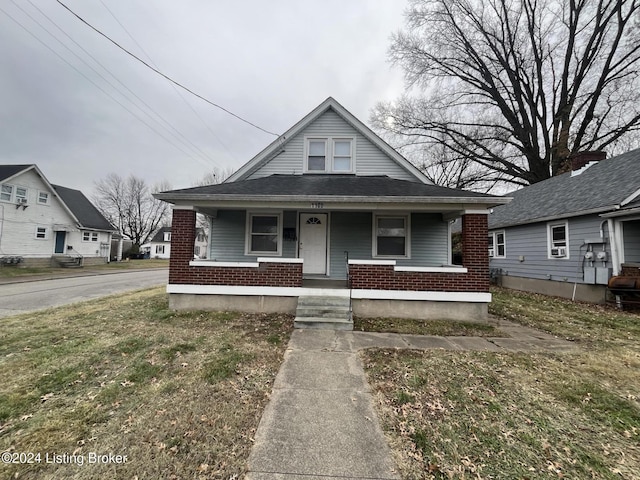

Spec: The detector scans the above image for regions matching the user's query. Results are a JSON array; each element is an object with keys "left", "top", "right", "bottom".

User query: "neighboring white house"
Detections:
[
  {"left": 141, "top": 227, "right": 207, "bottom": 259},
  {"left": 0, "top": 164, "right": 116, "bottom": 267}
]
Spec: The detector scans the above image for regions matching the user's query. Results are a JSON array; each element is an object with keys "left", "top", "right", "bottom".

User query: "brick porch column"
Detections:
[
  {"left": 462, "top": 213, "right": 490, "bottom": 291},
  {"left": 169, "top": 208, "right": 196, "bottom": 284}
]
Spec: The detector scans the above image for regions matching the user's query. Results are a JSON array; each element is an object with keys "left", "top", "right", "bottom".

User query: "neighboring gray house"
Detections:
[
  {"left": 488, "top": 149, "right": 640, "bottom": 303},
  {"left": 156, "top": 97, "right": 508, "bottom": 323}
]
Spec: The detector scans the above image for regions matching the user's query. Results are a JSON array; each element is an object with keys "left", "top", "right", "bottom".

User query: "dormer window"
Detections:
[
  {"left": 163, "top": 232, "right": 171, "bottom": 242},
  {"left": 305, "top": 137, "right": 354, "bottom": 173}
]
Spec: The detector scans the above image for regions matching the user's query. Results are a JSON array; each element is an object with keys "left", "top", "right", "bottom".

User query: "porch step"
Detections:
[
  {"left": 294, "top": 295, "right": 353, "bottom": 331},
  {"left": 53, "top": 255, "right": 83, "bottom": 268}
]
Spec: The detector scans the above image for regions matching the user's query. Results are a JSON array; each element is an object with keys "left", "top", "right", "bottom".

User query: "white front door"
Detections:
[{"left": 299, "top": 213, "right": 328, "bottom": 275}]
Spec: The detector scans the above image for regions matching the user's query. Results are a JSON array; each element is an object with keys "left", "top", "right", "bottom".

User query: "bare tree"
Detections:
[
  {"left": 195, "top": 167, "right": 234, "bottom": 187},
  {"left": 372, "top": 0, "right": 640, "bottom": 187},
  {"left": 93, "top": 174, "right": 171, "bottom": 248},
  {"left": 192, "top": 167, "right": 235, "bottom": 232}
]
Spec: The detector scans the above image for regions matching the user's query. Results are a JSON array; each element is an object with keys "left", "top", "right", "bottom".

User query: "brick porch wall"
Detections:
[
  {"left": 168, "top": 208, "right": 303, "bottom": 287},
  {"left": 349, "top": 214, "right": 490, "bottom": 292}
]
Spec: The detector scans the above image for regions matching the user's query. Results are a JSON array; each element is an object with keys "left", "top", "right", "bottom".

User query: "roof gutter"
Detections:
[
  {"left": 490, "top": 205, "right": 618, "bottom": 229},
  {"left": 154, "top": 193, "right": 511, "bottom": 206}
]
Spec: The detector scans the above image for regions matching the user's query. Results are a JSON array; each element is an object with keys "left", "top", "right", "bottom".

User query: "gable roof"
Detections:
[
  {"left": 225, "top": 97, "right": 429, "bottom": 184},
  {"left": 1, "top": 163, "right": 114, "bottom": 231},
  {"left": 149, "top": 226, "right": 171, "bottom": 243},
  {"left": 52, "top": 185, "right": 115, "bottom": 231},
  {"left": 0, "top": 164, "right": 34, "bottom": 182},
  {"left": 156, "top": 174, "right": 506, "bottom": 206},
  {"left": 489, "top": 148, "right": 640, "bottom": 229}
]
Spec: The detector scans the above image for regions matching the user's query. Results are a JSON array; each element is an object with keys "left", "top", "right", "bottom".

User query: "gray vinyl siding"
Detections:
[
  {"left": 209, "top": 210, "right": 297, "bottom": 261},
  {"left": 247, "top": 110, "right": 417, "bottom": 181},
  {"left": 622, "top": 220, "right": 640, "bottom": 262},
  {"left": 209, "top": 209, "right": 450, "bottom": 278},
  {"left": 403, "top": 213, "right": 450, "bottom": 267},
  {"left": 330, "top": 212, "right": 372, "bottom": 279},
  {"left": 329, "top": 212, "right": 451, "bottom": 279},
  {"left": 489, "top": 215, "right": 612, "bottom": 283}
]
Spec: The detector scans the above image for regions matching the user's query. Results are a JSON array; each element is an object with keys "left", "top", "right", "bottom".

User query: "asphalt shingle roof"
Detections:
[
  {"left": 160, "top": 174, "right": 498, "bottom": 200},
  {"left": 150, "top": 227, "right": 171, "bottom": 243},
  {"left": 489, "top": 148, "right": 640, "bottom": 229},
  {"left": 0, "top": 165, "right": 32, "bottom": 182},
  {"left": 52, "top": 185, "right": 115, "bottom": 231}
]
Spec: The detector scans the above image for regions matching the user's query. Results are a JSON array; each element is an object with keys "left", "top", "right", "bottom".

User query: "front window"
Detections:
[
  {"left": 1, "top": 185, "right": 12, "bottom": 202},
  {"left": 548, "top": 222, "right": 569, "bottom": 258},
  {"left": 333, "top": 140, "right": 352, "bottom": 171},
  {"left": 307, "top": 140, "right": 326, "bottom": 171},
  {"left": 247, "top": 213, "right": 281, "bottom": 255},
  {"left": 83, "top": 231, "right": 99, "bottom": 242},
  {"left": 305, "top": 137, "right": 354, "bottom": 173},
  {"left": 15, "top": 187, "right": 27, "bottom": 203},
  {"left": 374, "top": 215, "right": 409, "bottom": 257},
  {"left": 155, "top": 245, "right": 165, "bottom": 254},
  {"left": 35, "top": 226, "right": 47, "bottom": 239}
]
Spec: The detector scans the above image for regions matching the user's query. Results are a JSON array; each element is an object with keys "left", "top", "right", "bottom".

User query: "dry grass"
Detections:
[
  {"left": 0, "top": 287, "right": 292, "bottom": 479},
  {"left": 362, "top": 288, "right": 640, "bottom": 479},
  {"left": 354, "top": 317, "right": 506, "bottom": 337}
]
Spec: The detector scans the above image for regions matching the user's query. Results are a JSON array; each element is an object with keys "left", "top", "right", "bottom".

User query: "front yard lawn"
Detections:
[
  {"left": 0, "top": 287, "right": 292, "bottom": 479},
  {"left": 362, "top": 288, "right": 640, "bottom": 479}
]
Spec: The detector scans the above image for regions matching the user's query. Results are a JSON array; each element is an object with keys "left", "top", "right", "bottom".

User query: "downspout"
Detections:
[{"left": 608, "top": 218, "right": 621, "bottom": 276}]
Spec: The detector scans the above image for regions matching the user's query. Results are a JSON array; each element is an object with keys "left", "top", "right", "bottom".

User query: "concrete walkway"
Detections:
[{"left": 246, "top": 320, "right": 575, "bottom": 479}]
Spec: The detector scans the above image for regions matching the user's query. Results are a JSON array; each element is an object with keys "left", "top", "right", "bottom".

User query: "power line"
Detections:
[
  {"left": 19, "top": 0, "right": 220, "bottom": 170},
  {"left": 98, "top": 0, "right": 240, "bottom": 164},
  {"left": 56, "top": 0, "right": 280, "bottom": 137},
  {"left": 0, "top": 4, "right": 217, "bottom": 168}
]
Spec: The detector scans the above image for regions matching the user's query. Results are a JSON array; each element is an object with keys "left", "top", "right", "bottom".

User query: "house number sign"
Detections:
[{"left": 311, "top": 202, "right": 324, "bottom": 209}]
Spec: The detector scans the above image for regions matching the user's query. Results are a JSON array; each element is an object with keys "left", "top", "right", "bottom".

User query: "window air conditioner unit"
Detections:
[
  {"left": 551, "top": 246, "right": 567, "bottom": 257},
  {"left": 17, "top": 198, "right": 28, "bottom": 204},
  {"left": 488, "top": 248, "right": 495, "bottom": 257}
]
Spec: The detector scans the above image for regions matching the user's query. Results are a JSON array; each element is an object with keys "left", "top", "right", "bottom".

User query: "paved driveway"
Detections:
[{"left": 0, "top": 269, "right": 168, "bottom": 318}]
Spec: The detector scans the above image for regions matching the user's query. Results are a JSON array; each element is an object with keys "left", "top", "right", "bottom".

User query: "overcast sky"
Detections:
[{"left": 0, "top": 0, "right": 408, "bottom": 196}]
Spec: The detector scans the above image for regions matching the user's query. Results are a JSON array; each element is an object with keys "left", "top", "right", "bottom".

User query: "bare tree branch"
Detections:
[
  {"left": 372, "top": 0, "right": 640, "bottom": 188},
  {"left": 93, "top": 174, "right": 171, "bottom": 247}
]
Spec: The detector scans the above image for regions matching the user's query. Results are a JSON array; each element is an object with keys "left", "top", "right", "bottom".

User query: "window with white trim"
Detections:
[
  {"left": 15, "top": 187, "right": 27, "bottom": 203},
  {"left": 374, "top": 215, "right": 409, "bottom": 258},
  {"left": 163, "top": 232, "right": 171, "bottom": 242},
  {"left": 35, "top": 226, "right": 48, "bottom": 240},
  {"left": 547, "top": 222, "right": 569, "bottom": 258},
  {"left": 83, "top": 231, "right": 99, "bottom": 242},
  {"left": 155, "top": 245, "right": 165, "bottom": 254},
  {"left": 1, "top": 185, "right": 13, "bottom": 202},
  {"left": 246, "top": 213, "right": 281, "bottom": 255},
  {"left": 305, "top": 137, "right": 354, "bottom": 173},
  {"left": 488, "top": 231, "right": 505, "bottom": 258},
  {"left": 38, "top": 191, "right": 49, "bottom": 204}
]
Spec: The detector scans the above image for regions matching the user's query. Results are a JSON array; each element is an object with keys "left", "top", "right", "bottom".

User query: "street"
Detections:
[{"left": 0, "top": 269, "right": 169, "bottom": 318}]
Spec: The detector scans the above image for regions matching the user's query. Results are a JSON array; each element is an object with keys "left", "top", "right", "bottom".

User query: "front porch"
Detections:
[{"left": 167, "top": 208, "right": 491, "bottom": 323}]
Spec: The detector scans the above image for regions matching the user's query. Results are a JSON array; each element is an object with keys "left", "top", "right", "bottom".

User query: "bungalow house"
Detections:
[
  {"left": 155, "top": 98, "right": 509, "bottom": 325},
  {"left": 141, "top": 226, "right": 208, "bottom": 259},
  {"left": 488, "top": 149, "right": 640, "bottom": 303},
  {"left": 0, "top": 164, "right": 116, "bottom": 267}
]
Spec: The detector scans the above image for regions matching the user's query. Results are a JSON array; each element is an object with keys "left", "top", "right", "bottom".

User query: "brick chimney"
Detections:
[{"left": 569, "top": 151, "right": 607, "bottom": 172}]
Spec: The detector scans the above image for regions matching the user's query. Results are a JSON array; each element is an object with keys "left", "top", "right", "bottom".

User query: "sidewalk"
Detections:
[{"left": 246, "top": 323, "right": 575, "bottom": 479}]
